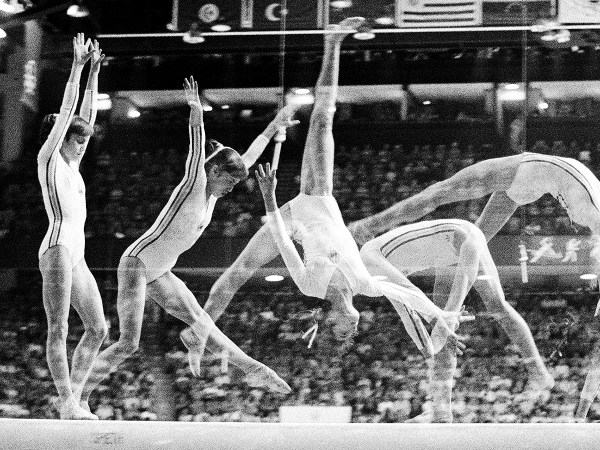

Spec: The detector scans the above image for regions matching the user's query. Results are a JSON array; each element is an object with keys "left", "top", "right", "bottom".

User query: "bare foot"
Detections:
[
  {"left": 180, "top": 327, "right": 206, "bottom": 377},
  {"left": 325, "top": 16, "right": 365, "bottom": 43},
  {"left": 60, "top": 399, "right": 98, "bottom": 420},
  {"left": 244, "top": 364, "right": 291, "bottom": 394}
]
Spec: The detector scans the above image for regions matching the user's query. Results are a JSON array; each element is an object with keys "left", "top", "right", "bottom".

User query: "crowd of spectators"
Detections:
[
  {"left": 2, "top": 127, "right": 600, "bottom": 245},
  {"left": 2, "top": 272, "right": 599, "bottom": 423}
]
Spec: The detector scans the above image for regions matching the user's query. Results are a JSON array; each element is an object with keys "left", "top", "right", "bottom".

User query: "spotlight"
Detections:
[
  {"left": 330, "top": 0, "right": 352, "bottom": 8},
  {"left": 353, "top": 24, "right": 375, "bottom": 41},
  {"left": 265, "top": 274, "right": 284, "bottom": 282},
  {"left": 127, "top": 108, "right": 140, "bottom": 118},
  {"left": 0, "top": 28, "right": 6, "bottom": 39},
  {"left": 203, "top": 105, "right": 213, "bottom": 112},
  {"left": 0, "top": 1, "right": 15, "bottom": 13},
  {"left": 66, "top": 2, "right": 89, "bottom": 18},
  {"left": 422, "top": 100, "right": 431, "bottom": 105},
  {"left": 374, "top": 16, "right": 394, "bottom": 26},
  {"left": 221, "top": 104, "right": 230, "bottom": 109},
  {"left": 211, "top": 23, "right": 231, "bottom": 32},
  {"left": 580, "top": 274, "right": 598, "bottom": 280},
  {"left": 505, "top": 83, "right": 520, "bottom": 90},
  {"left": 538, "top": 101, "right": 549, "bottom": 110},
  {"left": 293, "top": 88, "right": 310, "bottom": 95}
]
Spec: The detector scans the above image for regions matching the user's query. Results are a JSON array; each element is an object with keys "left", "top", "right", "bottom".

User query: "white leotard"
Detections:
[
  {"left": 507, "top": 152, "right": 600, "bottom": 227},
  {"left": 124, "top": 128, "right": 271, "bottom": 283},
  {"left": 364, "top": 219, "right": 468, "bottom": 275},
  {"left": 38, "top": 82, "right": 96, "bottom": 266}
]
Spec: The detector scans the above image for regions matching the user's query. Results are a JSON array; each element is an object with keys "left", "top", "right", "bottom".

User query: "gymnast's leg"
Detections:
[
  {"left": 348, "top": 155, "right": 523, "bottom": 246},
  {"left": 473, "top": 234, "right": 553, "bottom": 392},
  {"left": 148, "top": 272, "right": 290, "bottom": 393},
  {"left": 299, "top": 17, "right": 364, "bottom": 196},
  {"left": 475, "top": 191, "right": 520, "bottom": 242}
]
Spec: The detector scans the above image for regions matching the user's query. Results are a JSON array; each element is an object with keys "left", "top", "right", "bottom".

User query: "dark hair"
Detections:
[
  {"left": 39, "top": 114, "right": 94, "bottom": 146},
  {"left": 205, "top": 139, "right": 248, "bottom": 179}
]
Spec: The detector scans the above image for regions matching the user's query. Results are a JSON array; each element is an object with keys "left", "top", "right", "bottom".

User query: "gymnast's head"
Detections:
[
  {"left": 205, "top": 139, "right": 249, "bottom": 197},
  {"left": 324, "top": 270, "right": 359, "bottom": 341},
  {"left": 39, "top": 114, "right": 94, "bottom": 160}
]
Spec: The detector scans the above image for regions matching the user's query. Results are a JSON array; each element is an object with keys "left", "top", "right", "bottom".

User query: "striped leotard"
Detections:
[
  {"left": 38, "top": 82, "right": 96, "bottom": 266},
  {"left": 507, "top": 152, "right": 600, "bottom": 227},
  {"left": 122, "top": 125, "right": 215, "bottom": 282}
]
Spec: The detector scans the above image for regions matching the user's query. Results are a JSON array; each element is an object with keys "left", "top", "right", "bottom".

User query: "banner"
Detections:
[
  {"left": 483, "top": 0, "right": 556, "bottom": 25},
  {"left": 242, "top": 0, "right": 326, "bottom": 30},
  {"left": 171, "top": 0, "right": 243, "bottom": 31},
  {"left": 327, "top": 0, "right": 396, "bottom": 28},
  {"left": 559, "top": 0, "right": 600, "bottom": 24},
  {"left": 489, "top": 235, "right": 600, "bottom": 267},
  {"left": 397, "top": 0, "right": 483, "bottom": 27}
]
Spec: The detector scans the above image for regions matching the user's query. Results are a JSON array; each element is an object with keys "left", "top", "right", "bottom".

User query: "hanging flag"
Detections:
[
  {"left": 483, "top": 0, "right": 556, "bottom": 25},
  {"left": 171, "top": 0, "right": 243, "bottom": 31},
  {"left": 559, "top": 0, "right": 600, "bottom": 23},
  {"left": 242, "top": 0, "right": 326, "bottom": 30},
  {"left": 397, "top": 0, "right": 483, "bottom": 27}
]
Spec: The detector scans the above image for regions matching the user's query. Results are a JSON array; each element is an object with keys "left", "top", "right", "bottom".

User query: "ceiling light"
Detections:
[
  {"left": 265, "top": 274, "right": 284, "bottom": 282},
  {"left": 97, "top": 93, "right": 110, "bottom": 100},
  {"left": 422, "top": 100, "right": 431, "bottom": 105},
  {"left": 580, "top": 273, "right": 598, "bottom": 280},
  {"left": 330, "top": 0, "right": 352, "bottom": 8},
  {"left": 97, "top": 98, "right": 112, "bottom": 111},
  {"left": 538, "top": 101, "right": 549, "bottom": 110},
  {"left": 66, "top": 3, "right": 89, "bottom": 18},
  {"left": 293, "top": 88, "right": 310, "bottom": 95},
  {"left": 203, "top": 105, "right": 213, "bottom": 112},
  {"left": 0, "top": 1, "right": 15, "bottom": 13},
  {"left": 556, "top": 29, "right": 571, "bottom": 44},
  {"left": 505, "top": 83, "right": 520, "bottom": 90},
  {"left": 0, "top": 28, "right": 6, "bottom": 39},
  {"left": 374, "top": 16, "right": 394, "bottom": 26},
  {"left": 353, "top": 25, "right": 375, "bottom": 41},
  {"left": 211, "top": 23, "right": 231, "bottom": 32},
  {"left": 127, "top": 108, "right": 140, "bottom": 118},
  {"left": 221, "top": 104, "right": 230, "bottom": 109}
]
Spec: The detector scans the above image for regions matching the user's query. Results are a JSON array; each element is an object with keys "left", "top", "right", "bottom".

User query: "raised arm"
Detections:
[
  {"left": 183, "top": 76, "right": 206, "bottom": 187},
  {"left": 256, "top": 163, "right": 313, "bottom": 293},
  {"left": 240, "top": 105, "right": 300, "bottom": 169},
  {"left": 38, "top": 33, "right": 93, "bottom": 163},
  {"left": 79, "top": 40, "right": 104, "bottom": 128}
]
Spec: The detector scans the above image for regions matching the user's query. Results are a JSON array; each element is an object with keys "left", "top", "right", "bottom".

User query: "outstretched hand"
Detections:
[
  {"left": 272, "top": 104, "right": 301, "bottom": 130},
  {"left": 72, "top": 33, "right": 94, "bottom": 67},
  {"left": 255, "top": 163, "right": 278, "bottom": 212},
  {"left": 184, "top": 76, "right": 203, "bottom": 126},
  {"left": 90, "top": 39, "right": 105, "bottom": 72}
]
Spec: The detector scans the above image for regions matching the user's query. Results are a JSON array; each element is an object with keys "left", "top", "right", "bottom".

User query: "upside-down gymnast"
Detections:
[
  {"left": 76, "top": 78, "right": 300, "bottom": 411},
  {"left": 359, "top": 219, "right": 553, "bottom": 422},
  {"left": 347, "top": 149, "right": 600, "bottom": 420},
  {"left": 191, "top": 18, "right": 467, "bottom": 363},
  {"left": 37, "top": 34, "right": 106, "bottom": 420}
]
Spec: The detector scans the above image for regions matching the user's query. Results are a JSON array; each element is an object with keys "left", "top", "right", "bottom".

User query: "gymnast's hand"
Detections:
[
  {"left": 184, "top": 76, "right": 203, "bottom": 126},
  {"left": 256, "top": 163, "right": 278, "bottom": 213},
  {"left": 72, "top": 33, "right": 94, "bottom": 67},
  {"left": 269, "top": 104, "right": 301, "bottom": 138},
  {"left": 90, "top": 39, "right": 105, "bottom": 73}
]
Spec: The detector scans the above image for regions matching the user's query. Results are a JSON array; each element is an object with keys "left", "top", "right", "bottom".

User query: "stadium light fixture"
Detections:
[
  {"left": 66, "top": 2, "right": 89, "bottom": 18},
  {"left": 0, "top": 27, "right": 6, "bottom": 39},
  {"left": 0, "top": 1, "right": 15, "bottom": 13},
  {"left": 265, "top": 274, "right": 284, "bottom": 282}
]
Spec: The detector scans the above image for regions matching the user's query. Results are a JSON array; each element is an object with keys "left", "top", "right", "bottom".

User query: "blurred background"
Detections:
[{"left": 1, "top": 0, "right": 600, "bottom": 423}]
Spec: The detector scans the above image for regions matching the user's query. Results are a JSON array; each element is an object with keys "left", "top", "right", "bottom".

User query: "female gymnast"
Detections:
[
  {"left": 37, "top": 34, "right": 106, "bottom": 420},
  {"left": 346, "top": 150, "right": 600, "bottom": 419},
  {"left": 203, "top": 18, "right": 467, "bottom": 365},
  {"left": 359, "top": 219, "right": 553, "bottom": 422},
  {"left": 76, "top": 77, "right": 299, "bottom": 411}
]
